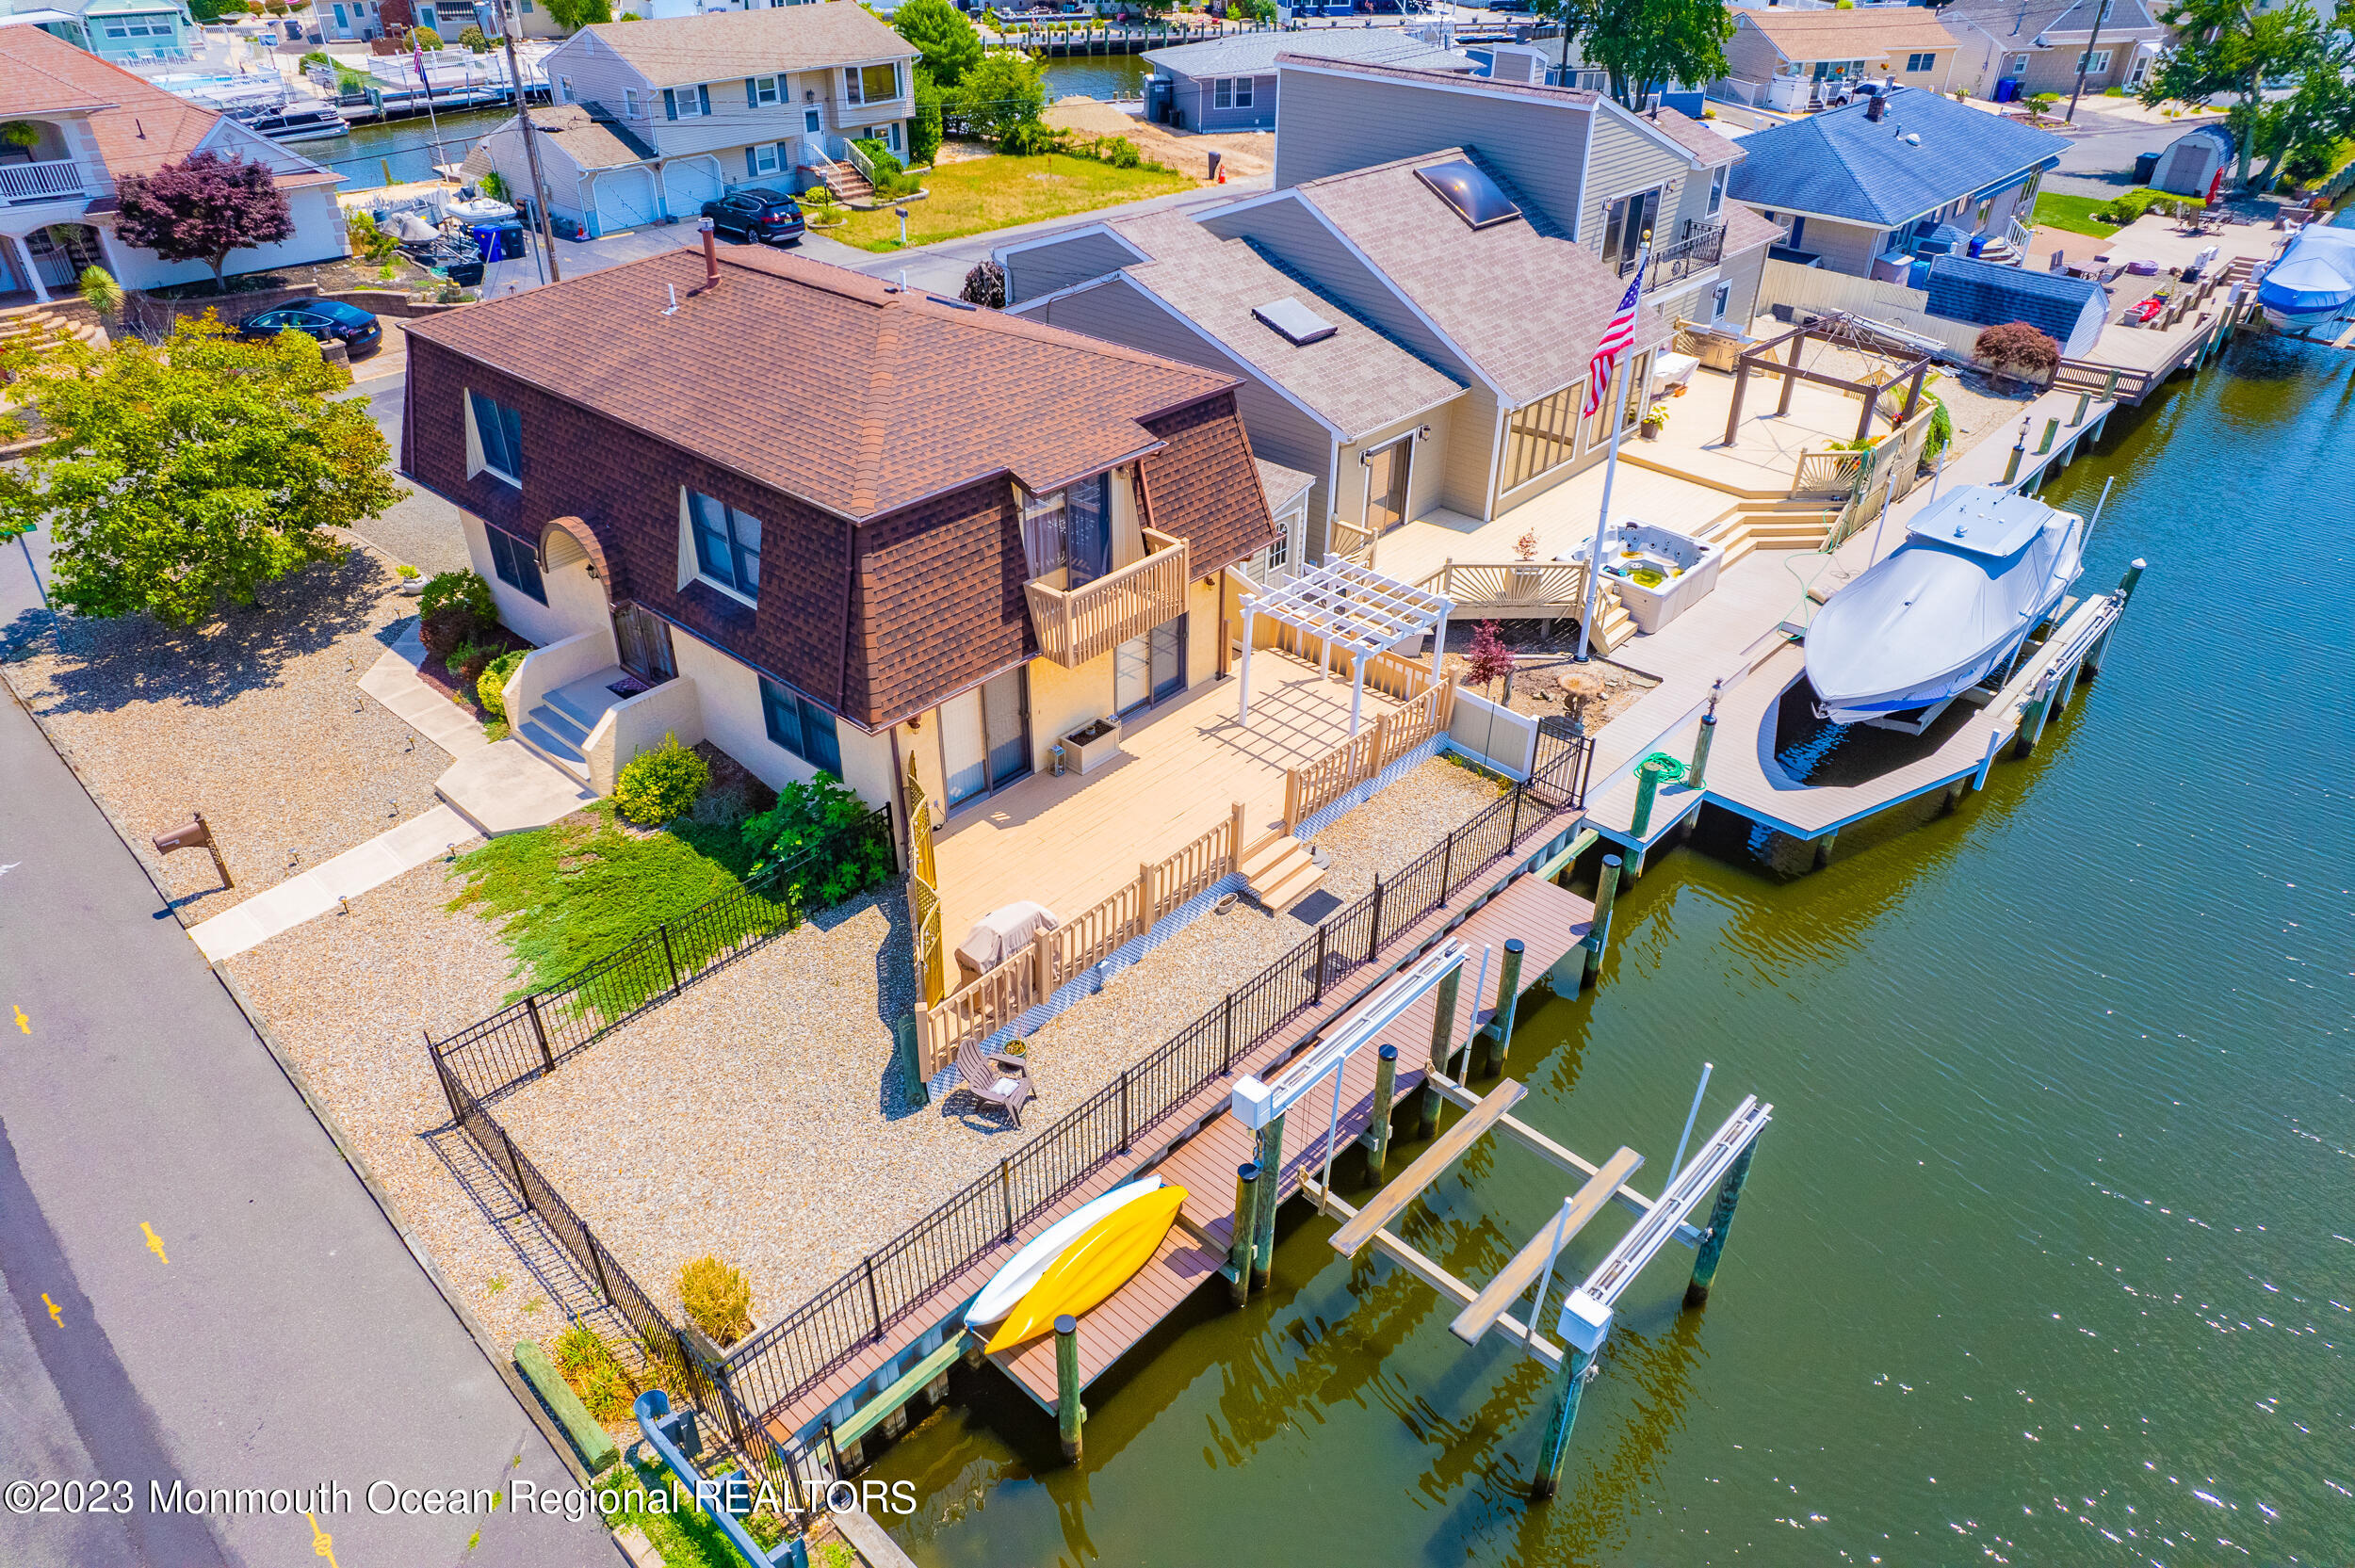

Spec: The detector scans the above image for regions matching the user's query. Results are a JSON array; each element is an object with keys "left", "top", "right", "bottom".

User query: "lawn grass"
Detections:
[
  {"left": 2030, "top": 193, "right": 2123, "bottom": 238},
  {"left": 447, "top": 801, "right": 782, "bottom": 1002},
  {"left": 835, "top": 152, "right": 1192, "bottom": 253}
]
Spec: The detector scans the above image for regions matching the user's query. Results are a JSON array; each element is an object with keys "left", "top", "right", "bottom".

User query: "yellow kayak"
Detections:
[{"left": 983, "top": 1184, "right": 1188, "bottom": 1355}]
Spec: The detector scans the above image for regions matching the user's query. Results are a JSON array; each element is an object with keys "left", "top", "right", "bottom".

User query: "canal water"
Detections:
[
  {"left": 866, "top": 328, "right": 2355, "bottom": 1563},
  {"left": 1042, "top": 55, "right": 1151, "bottom": 104},
  {"left": 289, "top": 105, "right": 510, "bottom": 194}
]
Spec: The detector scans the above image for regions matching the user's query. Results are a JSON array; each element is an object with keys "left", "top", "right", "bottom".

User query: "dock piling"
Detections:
[
  {"left": 1226, "top": 1162, "right": 1260, "bottom": 1305},
  {"left": 1687, "top": 712, "right": 1716, "bottom": 792},
  {"left": 2003, "top": 417, "right": 2027, "bottom": 485},
  {"left": 1365, "top": 1047, "right": 1398, "bottom": 1178},
  {"left": 1532, "top": 1347, "right": 1596, "bottom": 1500},
  {"left": 1683, "top": 1140, "right": 1760, "bottom": 1307},
  {"left": 1811, "top": 829, "right": 1838, "bottom": 869},
  {"left": 1054, "top": 1317, "right": 1084, "bottom": 1461},
  {"left": 2037, "top": 416, "right": 2058, "bottom": 455},
  {"left": 2013, "top": 674, "right": 2055, "bottom": 757},
  {"left": 1250, "top": 1117, "right": 1285, "bottom": 1287},
  {"left": 1478, "top": 940, "right": 1526, "bottom": 1076},
  {"left": 1629, "top": 754, "right": 1679, "bottom": 841},
  {"left": 2115, "top": 558, "right": 2146, "bottom": 603},
  {"left": 1582, "top": 855, "right": 1623, "bottom": 987},
  {"left": 1419, "top": 969, "right": 1460, "bottom": 1137},
  {"left": 2070, "top": 390, "right": 2090, "bottom": 427}
]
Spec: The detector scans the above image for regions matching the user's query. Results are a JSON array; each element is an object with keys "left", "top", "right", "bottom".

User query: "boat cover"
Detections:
[
  {"left": 2257, "top": 225, "right": 2355, "bottom": 317},
  {"left": 1806, "top": 485, "right": 2082, "bottom": 722}
]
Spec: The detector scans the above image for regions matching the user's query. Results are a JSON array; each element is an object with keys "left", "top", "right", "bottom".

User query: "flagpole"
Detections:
[{"left": 1577, "top": 243, "right": 1649, "bottom": 663}]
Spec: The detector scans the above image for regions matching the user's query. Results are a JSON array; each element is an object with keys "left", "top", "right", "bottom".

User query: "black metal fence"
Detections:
[
  {"left": 431, "top": 807, "right": 894, "bottom": 1105},
  {"left": 430, "top": 737, "right": 1592, "bottom": 1469}
]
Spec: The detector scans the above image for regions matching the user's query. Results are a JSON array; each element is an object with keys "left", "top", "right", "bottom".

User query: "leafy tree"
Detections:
[
  {"left": 1974, "top": 321, "right": 2060, "bottom": 386},
  {"left": 1464, "top": 621, "right": 1516, "bottom": 697},
  {"left": 893, "top": 0, "right": 983, "bottom": 87},
  {"left": 1532, "top": 0, "right": 1733, "bottom": 109},
  {"left": 411, "top": 24, "right": 443, "bottom": 47},
  {"left": 2246, "top": 32, "right": 2355, "bottom": 193},
  {"left": 1226, "top": 0, "right": 1277, "bottom": 21},
  {"left": 542, "top": 0, "right": 611, "bottom": 31},
  {"left": 909, "top": 67, "right": 946, "bottom": 165},
  {"left": 112, "top": 151, "right": 294, "bottom": 294},
  {"left": 960, "top": 259, "right": 1006, "bottom": 308},
  {"left": 75, "top": 266, "right": 122, "bottom": 326},
  {"left": 0, "top": 317, "right": 397, "bottom": 626},
  {"left": 2142, "top": 0, "right": 2323, "bottom": 188},
  {"left": 956, "top": 49, "right": 1048, "bottom": 143}
]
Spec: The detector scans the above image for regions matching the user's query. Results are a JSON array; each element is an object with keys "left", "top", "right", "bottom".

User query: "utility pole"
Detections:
[
  {"left": 496, "top": 0, "right": 560, "bottom": 283},
  {"left": 2065, "top": 0, "right": 2111, "bottom": 125}
]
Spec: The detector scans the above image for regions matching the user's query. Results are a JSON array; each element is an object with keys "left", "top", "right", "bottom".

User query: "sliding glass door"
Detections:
[{"left": 941, "top": 667, "right": 1031, "bottom": 808}]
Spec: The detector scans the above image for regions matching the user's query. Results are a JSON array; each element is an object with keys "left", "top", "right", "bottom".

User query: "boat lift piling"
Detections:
[
  {"left": 1581, "top": 855, "right": 1624, "bottom": 988},
  {"left": 1364, "top": 1046, "right": 1399, "bottom": 1177},
  {"left": 1476, "top": 940, "right": 1526, "bottom": 1077},
  {"left": 1226, "top": 1162, "right": 1259, "bottom": 1305}
]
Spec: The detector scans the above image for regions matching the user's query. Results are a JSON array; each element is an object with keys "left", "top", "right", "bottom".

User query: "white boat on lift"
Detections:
[
  {"left": 2255, "top": 222, "right": 2355, "bottom": 332},
  {"left": 1804, "top": 484, "right": 2085, "bottom": 731}
]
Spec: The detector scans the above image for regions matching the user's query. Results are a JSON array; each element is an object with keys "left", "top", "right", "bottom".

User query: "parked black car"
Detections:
[
  {"left": 701, "top": 188, "right": 806, "bottom": 246},
  {"left": 237, "top": 299, "right": 382, "bottom": 356}
]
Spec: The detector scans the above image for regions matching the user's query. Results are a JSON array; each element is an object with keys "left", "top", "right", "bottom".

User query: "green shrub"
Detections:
[
  {"left": 739, "top": 772, "right": 891, "bottom": 908},
  {"left": 479, "top": 170, "right": 510, "bottom": 202},
  {"left": 551, "top": 1324, "right": 639, "bottom": 1423},
  {"left": 300, "top": 49, "right": 333, "bottom": 70},
  {"left": 2094, "top": 186, "right": 2202, "bottom": 224},
  {"left": 676, "top": 1255, "right": 754, "bottom": 1348},
  {"left": 76, "top": 266, "right": 122, "bottom": 323},
  {"left": 348, "top": 209, "right": 400, "bottom": 263},
  {"left": 853, "top": 137, "right": 904, "bottom": 179},
  {"left": 458, "top": 23, "right": 489, "bottom": 50},
  {"left": 410, "top": 24, "right": 442, "bottom": 47},
  {"left": 615, "top": 734, "right": 709, "bottom": 826},
  {"left": 477, "top": 648, "right": 528, "bottom": 720},
  {"left": 419, "top": 568, "right": 495, "bottom": 628},
  {"left": 1104, "top": 135, "right": 1142, "bottom": 169},
  {"left": 999, "top": 119, "right": 1057, "bottom": 156},
  {"left": 1922, "top": 391, "right": 1953, "bottom": 464}
]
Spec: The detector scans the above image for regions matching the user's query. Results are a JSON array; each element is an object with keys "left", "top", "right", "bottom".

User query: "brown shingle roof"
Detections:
[
  {"left": 1740, "top": 8, "right": 1961, "bottom": 64},
  {"left": 402, "top": 244, "right": 1240, "bottom": 523},
  {"left": 577, "top": 4, "right": 915, "bottom": 89},
  {"left": 1291, "top": 151, "right": 1627, "bottom": 408},
  {"left": 1645, "top": 105, "right": 1745, "bottom": 167}
]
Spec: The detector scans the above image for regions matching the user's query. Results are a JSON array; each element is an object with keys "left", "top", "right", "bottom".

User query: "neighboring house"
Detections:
[
  {"left": 0, "top": 0, "right": 195, "bottom": 61},
  {"left": 475, "top": 4, "right": 917, "bottom": 237},
  {"left": 1713, "top": 7, "right": 1962, "bottom": 111},
  {"left": 312, "top": 0, "right": 559, "bottom": 43},
  {"left": 398, "top": 243, "right": 1276, "bottom": 826},
  {"left": 1729, "top": 85, "right": 2068, "bottom": 277},
  {"left": 1139, "top": 28, "right": 1470, "bottom": 133},
  {"left": 1935, "top": 0, "right": 2165, "bottom": 100},
  {"left": 1919, "top": 253, "right": 2108, "bottom": 355},
  {"left": 1002, "top": 57, "right": 1781, "bottom": 561},
  {"left": 0, "top": 25, "right": 347, "bottom": 304},
  {"left": 306, "top": 0, "right": 385, "bottom": 40},
  {"left": 2151, "top": 122, "right": 2235, "bottom": 199}
]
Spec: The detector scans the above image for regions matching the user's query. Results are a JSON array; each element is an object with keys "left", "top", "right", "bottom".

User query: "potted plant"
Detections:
[
  {"left": 1063, "top": 715, "right": 1122, "bottom": 773},
  {"left": 1639, "top": 401, "right": 1670, "bottom": 440}
]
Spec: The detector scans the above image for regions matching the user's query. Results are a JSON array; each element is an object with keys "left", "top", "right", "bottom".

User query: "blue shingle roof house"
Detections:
[
  {"left": 1728, "top": 85, "right": 2068, "bottom": 279},
  {"left": 1921, "top": 255, "right": 2108, "bottom": 356}
]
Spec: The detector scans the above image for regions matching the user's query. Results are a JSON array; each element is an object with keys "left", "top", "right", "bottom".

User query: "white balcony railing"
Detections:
[{"left": 1, "top": 159, "right": 89, "bottom": 205}]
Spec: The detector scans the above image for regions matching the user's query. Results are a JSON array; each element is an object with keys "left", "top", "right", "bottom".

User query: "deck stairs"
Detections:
[
  {"left": 1698, "top": 497, "right": 1840, "bottom": 565},
  {"left": 0, "top": 304, "right": 106, "bottom": 359},
  {"left": 1241, "top": 832, "right": 1325, "bottom": 913},
  {"left": 1589, "top": 589, "right": 1638, "bottom": 652},
  {"left": 511, "top": 666, "right": 633, "bottom": 787},
  {"left": 801, "top": 152, "right": 871, "bottom": 204}
]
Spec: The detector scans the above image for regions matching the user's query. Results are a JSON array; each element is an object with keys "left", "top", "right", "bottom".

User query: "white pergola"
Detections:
[{"left": 1238, "top": 559, "right": 1454, "bottom": 738}]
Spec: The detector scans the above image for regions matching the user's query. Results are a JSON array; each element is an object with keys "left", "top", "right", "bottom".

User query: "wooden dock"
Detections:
[{"left": 989, "top": 873, "right": 1597, "bottom": 1411}]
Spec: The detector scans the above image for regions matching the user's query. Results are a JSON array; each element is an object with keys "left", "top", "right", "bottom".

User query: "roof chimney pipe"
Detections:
[
  {"left": 1866, "top": 92, "right": 1887, "bottom": 122},
  {"left": 698, "top": 217, "right": 719, "bottom": 291}
]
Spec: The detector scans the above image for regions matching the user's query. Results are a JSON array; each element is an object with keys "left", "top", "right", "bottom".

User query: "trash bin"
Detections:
[
  {"left": 2133, "top": 150, "right": 2161, "bottom": 185},
  {"left": 1993, "top": 77, "right": 2019, "bottom": 103}
]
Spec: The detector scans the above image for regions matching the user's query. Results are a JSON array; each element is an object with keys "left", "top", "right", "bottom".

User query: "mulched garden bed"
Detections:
[{"left": 415, "top": 622, "right": 531, "bottom": 719}]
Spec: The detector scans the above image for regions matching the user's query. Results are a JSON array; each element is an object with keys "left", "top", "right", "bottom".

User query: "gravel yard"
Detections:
[
  {"left": 1, "top": 547, "right": 461, "bottom": 919},
  {"left": 489, "top": 755, "right": 1506, "bottom": 1324}
]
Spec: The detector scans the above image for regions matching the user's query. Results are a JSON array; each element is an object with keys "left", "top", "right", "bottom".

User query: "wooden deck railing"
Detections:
[
  {"left": 1791, "top": 449, "right": 1866, "bottom": 499},
  {"left": 1283, "top": 672, "right": 1456, "bottom": 832},
  {"left": 916, "top": 809, "right": 1241, "bottom": 1074},
  {"left": 1413, "top": 559, "right": 1590, "bottom": 619},
  {"left": 1024, "top": 527, "right": 1188, "bottom": 668},
  {"left": 1327, "top": 514, "right": 1375, "bottom": 565}
]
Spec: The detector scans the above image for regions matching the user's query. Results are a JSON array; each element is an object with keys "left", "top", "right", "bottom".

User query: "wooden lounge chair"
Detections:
[{"left": 954, "top": 1039, "right": 1034, "bottom": 1127}]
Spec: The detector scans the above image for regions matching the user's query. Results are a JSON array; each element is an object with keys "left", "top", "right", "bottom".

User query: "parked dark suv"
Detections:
[{"left": 701, "top": 188, "right": 806, "bottom": 246}]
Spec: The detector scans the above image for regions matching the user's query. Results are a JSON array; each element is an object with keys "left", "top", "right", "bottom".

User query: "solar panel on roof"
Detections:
[
  {"left": 1415, "top": 159, "right": 1521, "bottom": 230},
  {"left": 1253, "top": 296, "right": 1338, "bottom": 346}
]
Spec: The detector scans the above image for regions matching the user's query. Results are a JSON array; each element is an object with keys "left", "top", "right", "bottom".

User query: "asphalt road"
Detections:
[{"left": 0, "top": 565, "right": 609, "bottom": 1564}]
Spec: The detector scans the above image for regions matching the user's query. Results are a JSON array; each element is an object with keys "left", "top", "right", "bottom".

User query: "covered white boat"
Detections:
[
  {"left": 1806, "top": 485, "right": 2084, "bottom": 728},
  {"left": 2256, "top": 222, "right": 2355, "bottom": 331}
]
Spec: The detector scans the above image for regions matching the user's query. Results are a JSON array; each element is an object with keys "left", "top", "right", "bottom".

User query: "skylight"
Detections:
[
  {"left": 1416, "top": 159, "right": 1521, "bottom": 230},
  {"left": 1252, "top": 296, "right": 1338, "bottom": 347}
]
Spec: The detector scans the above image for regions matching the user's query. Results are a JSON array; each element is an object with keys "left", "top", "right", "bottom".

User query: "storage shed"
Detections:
[
  {"left": 2151, "top": 123, "right": 2235, "bottom": 200},
  {"left": 1922, "top": 254, "right": 2108, "bottom": 357}
]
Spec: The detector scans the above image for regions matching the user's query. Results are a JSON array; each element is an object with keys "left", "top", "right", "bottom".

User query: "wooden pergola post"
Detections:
[
  {"left": 1723, "top": 356, "right": 1751, "bottom": 447},
  {"left": 1238, "top": 603, "right": 1257, "bottom": 723},
  {"left": 1776, "top": 325, "right": 1804, "bottom": 417}
]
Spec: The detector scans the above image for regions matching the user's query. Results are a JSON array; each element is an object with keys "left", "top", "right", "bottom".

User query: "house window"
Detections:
[
  {"left": 1905, "top": 52, "right": 1937, "bottom": 73},
  {"left": 2077, "top": 49, "right": 2111, "bottom": 74},
  {"left": 749, "top": 142, "right": 781, "bottom": 175},
  {"left": 665, "top": 85, "right": 710, "bottom": 120},
  {"left": 847, "top": 63, "right": 899, "bottom": 105},
  {"left": 1212, "top": 76, "right": 1254, "bottom": 110},
  {"left": 1502, "top": 380, "right": 1586, "bottom": 493},
  {"left": 687, "top": 490, "right": 762, "bottom": 601},
  {"left": 1713, "top": 280, "right": 1732, "bottom": 322},
  {"left": 2007, "top": 53, "right": 2032, "bottom": 74},
  {"left": 804, "top": 106, "right": 821, "bottom": 133},
  {"left": 1266, "top": 511, "right": 1292, "bottom": 573},
  {"left": 759, "top": 678, "right": 842, "bottom": 777},
  {"left": 752, "top": 73, "right": 781, "bottom": 105},
  {"left": 485, "top": 527, "right": 545, "bottom": 604},
  {"left": 468, "top": 390, "right": 523, "bottom": 485},
  {"left": 559, "top": 74, "right": 576, "bottom": 104},
  {"left": 1707, "top": 165, "right": 1727, "bottom": 218},
  {"left": 625, "top": 89, "right": 641, "bottom": 117}
]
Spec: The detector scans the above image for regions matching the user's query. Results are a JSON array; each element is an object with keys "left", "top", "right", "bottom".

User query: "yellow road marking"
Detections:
[
  {"left": 41, "top": 1293, "right": 61, "bottom": 1326},
  {"left": 11, "top": 1006, "right": 25, "bottom": 1034},
  {"left": 141, "top": 1223, "right": 168, "bottom": 1266},
  {"left": 305, "top": 1511, "right": 340, "bottom": 1566}
]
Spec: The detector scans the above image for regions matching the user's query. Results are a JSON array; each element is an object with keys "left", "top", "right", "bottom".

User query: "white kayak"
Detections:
[
  {"left": 1806, "top": 485, "right": 2084, "bottom": 726},
  {"left": 965, "top": 1176, "right": 1168, "bottom": 1329}
]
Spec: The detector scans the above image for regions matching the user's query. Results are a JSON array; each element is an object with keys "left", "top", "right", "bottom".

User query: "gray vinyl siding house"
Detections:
[{"left": 1143, "top": 29, "right": 1472, "bottom": 132}]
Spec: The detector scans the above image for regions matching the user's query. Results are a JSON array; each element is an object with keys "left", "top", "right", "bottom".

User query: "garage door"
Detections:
[
  {"left": 593, "top": 167, "right": 659, "bottom": 235},
  {"left": 661, "top": 158, "right": 722, "bottom": 218}
]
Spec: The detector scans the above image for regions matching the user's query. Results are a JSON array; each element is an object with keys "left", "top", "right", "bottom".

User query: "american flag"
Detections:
[{"left": 1583, "top": 260, "right": 1647, "bottom": 420}]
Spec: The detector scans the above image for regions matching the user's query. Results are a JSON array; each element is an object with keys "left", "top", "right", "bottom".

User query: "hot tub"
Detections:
[{"left": 1597, "top": 519, "right": 1723, "bottom": 635}]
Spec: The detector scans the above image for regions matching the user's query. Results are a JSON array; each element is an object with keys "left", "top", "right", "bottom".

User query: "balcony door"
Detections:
[
  {"left": 1365, "top": 438, "right": 1411, "bottom": 539},
  {"left": 1114, "top": 617, "right": 1185, "bottom": 717},
  {"left": 942, "top": 667, "right": 1030, "bottom": 808}
]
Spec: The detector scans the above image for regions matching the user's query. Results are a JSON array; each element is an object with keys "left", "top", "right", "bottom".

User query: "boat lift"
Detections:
[{"left": 1294, "top": 1011, "right": 1774, "bottom": 1498}]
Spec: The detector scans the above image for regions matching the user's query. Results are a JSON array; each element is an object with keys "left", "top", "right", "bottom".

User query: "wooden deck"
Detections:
[
  {"left": 991, "top": 873, "right": 1597, "bottom": 1411},
  {"left": 932, "top": 646, "right": 1405, "bottom": 946}
]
